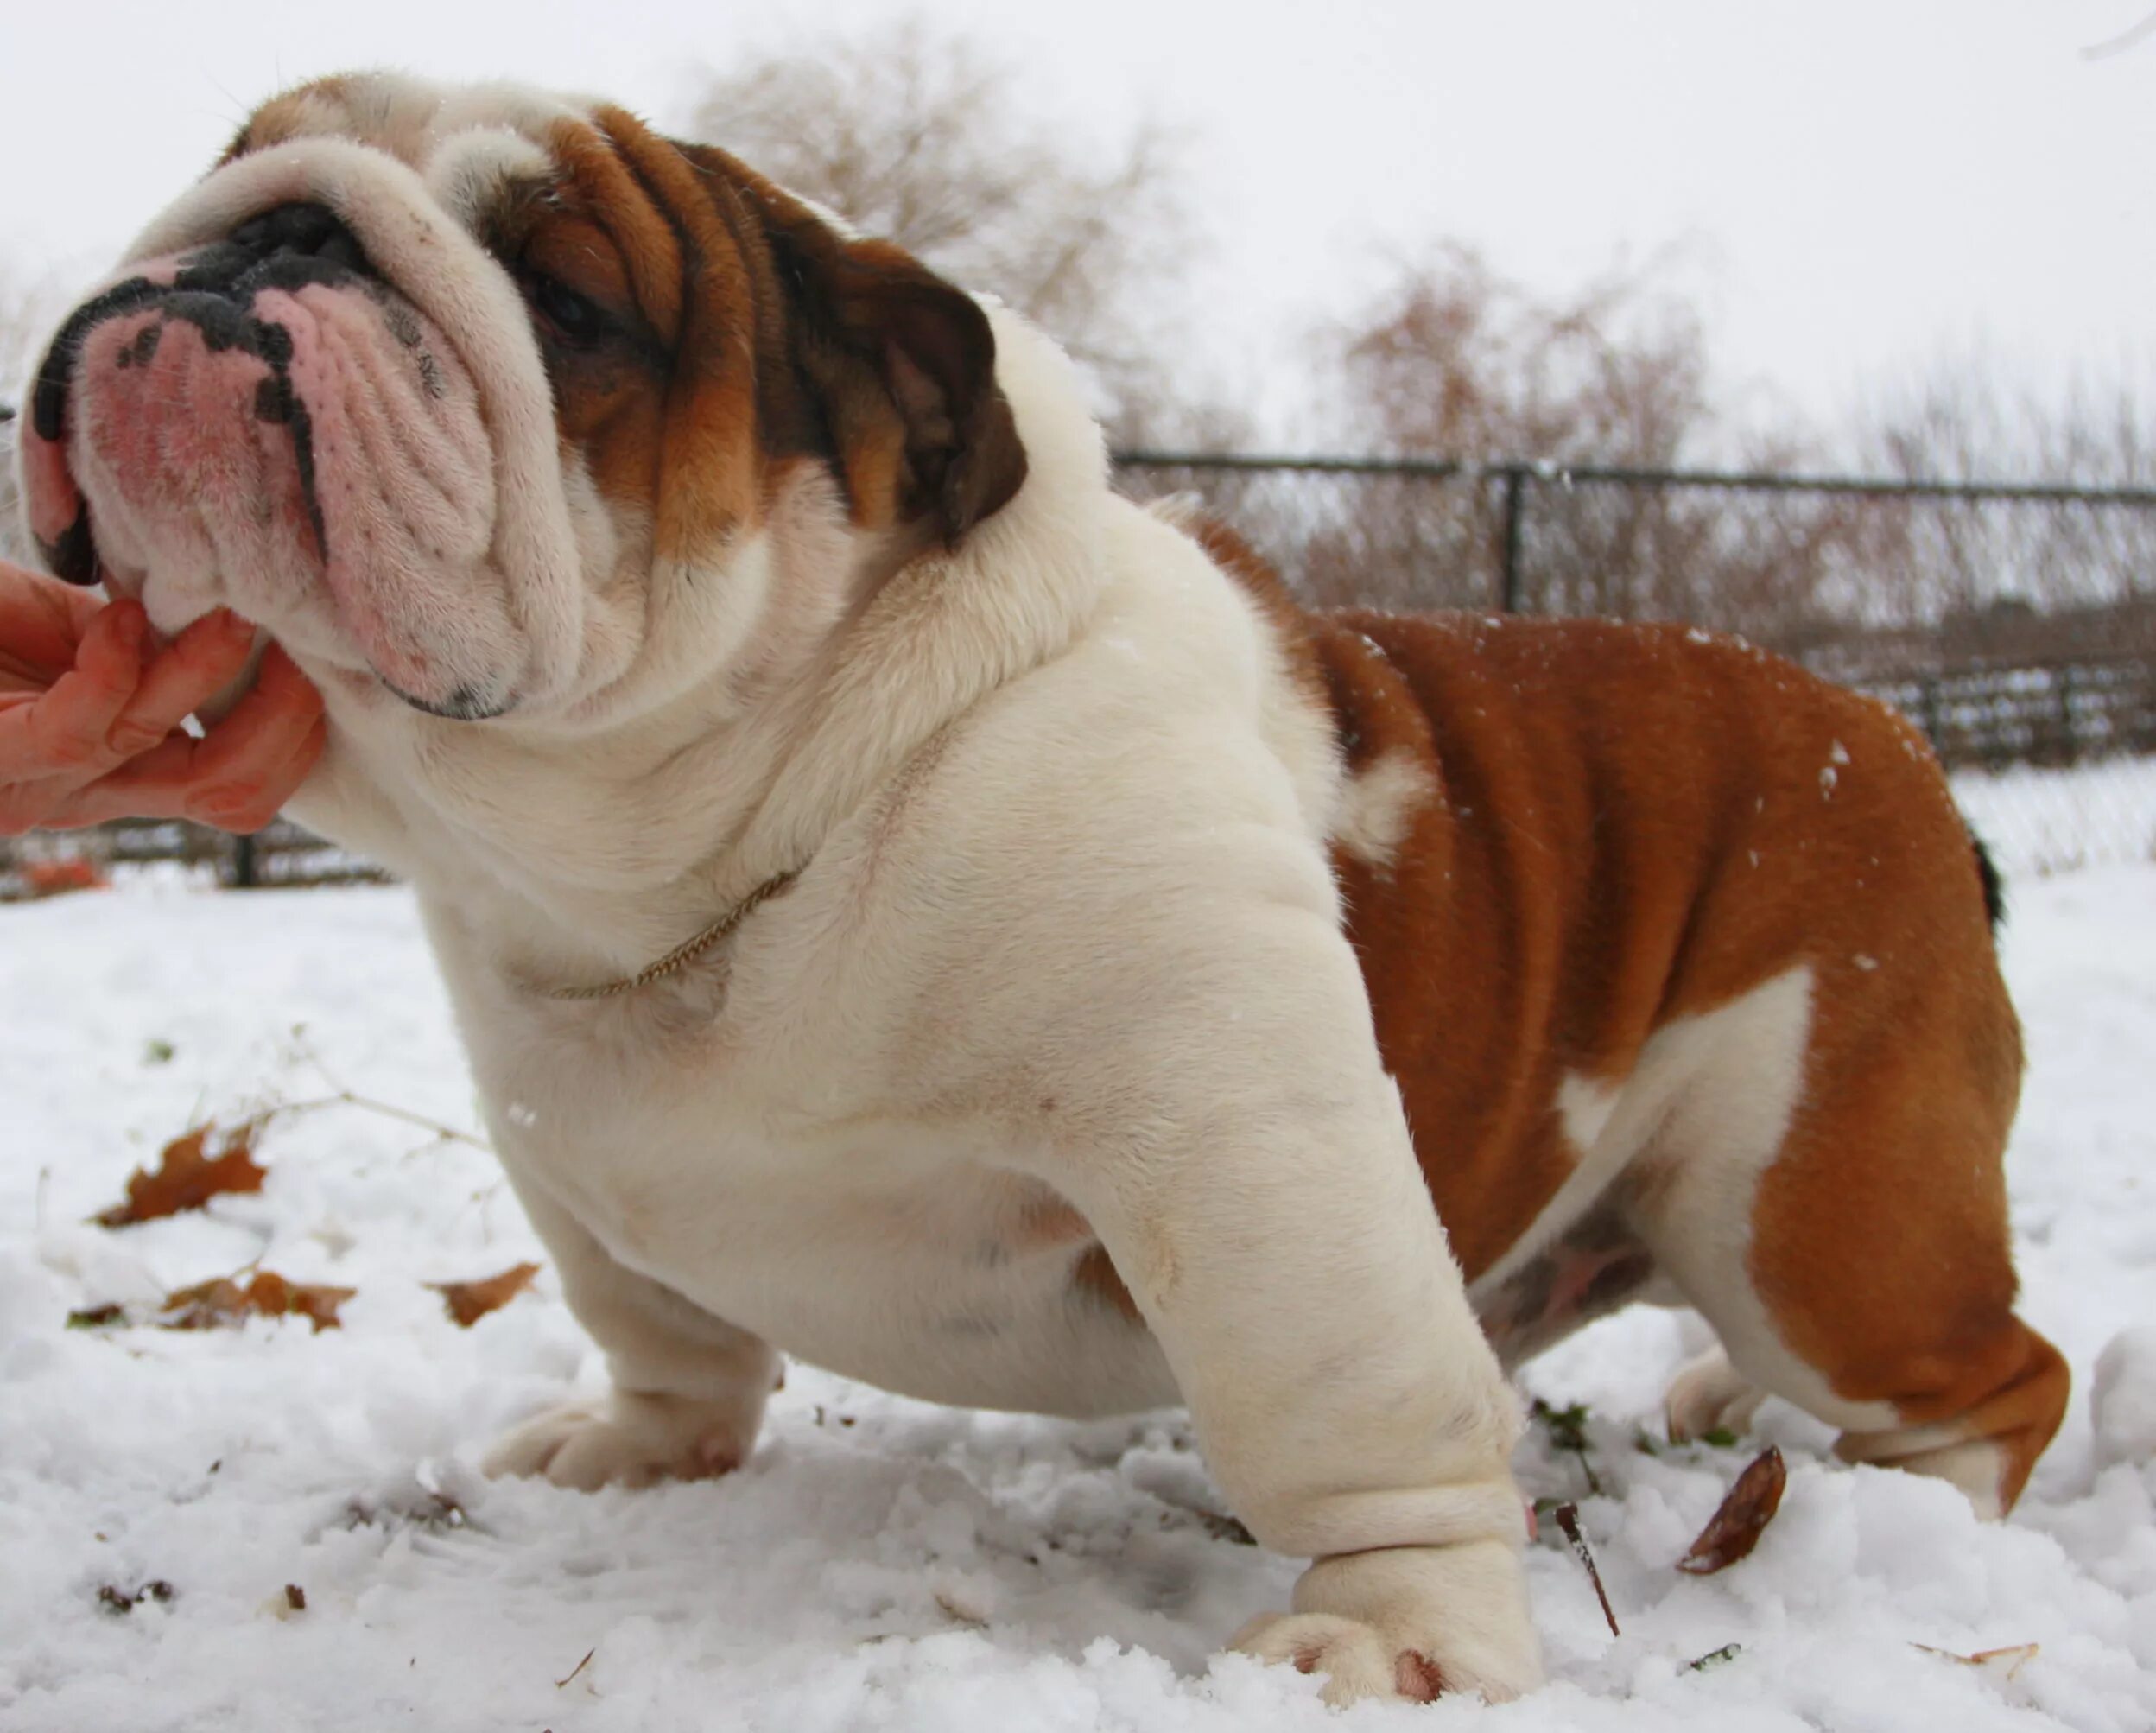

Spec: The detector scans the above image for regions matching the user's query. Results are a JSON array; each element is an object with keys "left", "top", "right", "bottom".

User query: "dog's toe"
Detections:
[
  {"left": 1229, "top": 1539, "right": 1541, "bottom": 1706},
  {"left": 1232, "top": 1612, "right": 1411, "bottom": 1705},
  {"left": 481, "top": 1393, "right": 751, "bottom": 1491},
  {"left": 1665, "top": 1347, "right": 1767, "bottom": 1443}
]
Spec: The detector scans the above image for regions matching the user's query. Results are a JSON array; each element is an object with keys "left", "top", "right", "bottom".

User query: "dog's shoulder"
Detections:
[{"left": 850, "top": 498, "right": 1341, "bottom": 904}]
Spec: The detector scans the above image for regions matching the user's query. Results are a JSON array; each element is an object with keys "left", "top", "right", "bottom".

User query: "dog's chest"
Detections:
[{"left": 470, "top": 991, "right": 1175, "bottom": 1419}]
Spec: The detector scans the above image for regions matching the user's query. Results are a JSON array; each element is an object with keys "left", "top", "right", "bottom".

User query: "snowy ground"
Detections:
[
  {"left": 3, "top": 860, "right": 2154, "bottom": 1731},
  {"left": 1952, "top": 756, "right": 2156, "bottom": 880}
]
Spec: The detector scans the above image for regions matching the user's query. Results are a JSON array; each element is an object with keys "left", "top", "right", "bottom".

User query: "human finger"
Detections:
[
  {"left": 182, "top": 646, "right": 328, "bottom": 830},
  {"left": 0, "top": 600, "right": 148, "bottom": 773},
  {"left": 106, "top": 611, "right": 261, "bottom": 755},
  {"left": 0, "top": 563, "right": 109, "bottom": 683},
  {"left": 80, "top": 644, "right": 327, "bottom": 833}
]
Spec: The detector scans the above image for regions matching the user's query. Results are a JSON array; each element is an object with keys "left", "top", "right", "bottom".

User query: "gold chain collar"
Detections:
[{"left": 545, "top": 869, "right": 800, "bottom": 1002}]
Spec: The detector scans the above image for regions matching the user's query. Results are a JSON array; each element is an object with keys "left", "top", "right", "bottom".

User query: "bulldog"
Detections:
[{"left": 17, "top": 72, "right": 2065, "bottom": 1706}]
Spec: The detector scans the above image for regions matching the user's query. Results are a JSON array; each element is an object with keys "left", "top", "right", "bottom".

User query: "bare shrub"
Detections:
[
  {"left": 1848, "top": 358, "right": 2156, "bottom": 625},
  {"left": 1211, "top": 244, "right": 1857, "bottom": 645},
  {"left": 1330, "top": 243, "right": 1714, "bottom": 468}
]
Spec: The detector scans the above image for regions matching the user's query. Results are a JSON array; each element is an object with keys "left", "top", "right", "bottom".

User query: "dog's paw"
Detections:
[
  {"left": 1665, "top": 1347, "right": 1766, "bottom": 1444},
  {"left": 1233, "top": 1612, "right": 1449, "bottom": 1705},
  {"left": 1231, "top": 1539, "right": 1542, "bottom": 1706},
  {"left": 483, "top": 1389, "right": 758, "bottom": 1491}
]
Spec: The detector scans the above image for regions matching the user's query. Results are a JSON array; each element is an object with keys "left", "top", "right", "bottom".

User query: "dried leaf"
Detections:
[
  {"left": 343, "top": 1485, "right": 472, "bottom": 1534},
  {"left": 160, "top": 1271, "right": 352, "bottom": 1333},
  {"left": 67, "top": 1303, "right": 127, "bottom": 1330},
  {"left": 284, "top": 1584, "right": 308, "bottom": 1612},
  {"left": 23, "top": 857, "right": 108, "bottom": 898},
  {"left": 1151, "top": 1487, "right": 1258, "bottom": 1545},
  {"left": 1912, "top": 1641, "right": 2039, "bottom": 1685},
  {"left": 94, "top": 1121, "right": 267, "bottom": 1227},
  {"left": 932, "top": 1588, "right": 992, "bottom": 1628},
  {"left": 1195, "top": 1508, "right": 1257, "bottom": 1546},
  {"left": 429, "top": 1262, "right": 540, "bottom": 1327},
  {"left": 1677, "top": 1446, "right": 1786, "bottom": 1574},
  {"left": 98, "top": 1579, "right": 174, "bottom": 1613}
]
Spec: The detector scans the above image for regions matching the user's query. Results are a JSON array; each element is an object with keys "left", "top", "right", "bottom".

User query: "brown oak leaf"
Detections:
[
  {"left": 160, "top": 1271, "right": 353, "bottom": 1334},
  {"left": 428, "top": 1262, "right": 540, "bottom": 1327},
  {"left": 1677, "top": 1445, "right": 1787, "bottom": 1574},
  {"left": 1912, "top": 1641, "right": 2039, "bottom": 1685},
  {"left": 94, "top": 1121, "right": 268, "bottom": 1227}
]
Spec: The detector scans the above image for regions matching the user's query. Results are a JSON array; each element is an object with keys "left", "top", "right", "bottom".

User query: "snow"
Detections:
[
  {"left": 2093, "top": 1330, "right": 2156, "bottom": 1474},
  {"left": 1953, "top": 756, "right": 2156, "bottom": 880},
  {"left": 4, "top": 856, "right": 2155, "bottom": 1729}
]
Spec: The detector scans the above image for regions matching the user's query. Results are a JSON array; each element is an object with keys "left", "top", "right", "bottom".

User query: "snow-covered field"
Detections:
[
  {"left": 1953, "top": 756, "right": 2156, "bottom": 880},
  {"left": 3, "top": 859, "right": 2153, "bottom": 1731}
]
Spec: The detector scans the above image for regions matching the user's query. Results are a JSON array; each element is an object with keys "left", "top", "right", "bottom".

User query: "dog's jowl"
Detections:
[{"left": 18, "top": 71, "right": 2064, "bottom": 1706}]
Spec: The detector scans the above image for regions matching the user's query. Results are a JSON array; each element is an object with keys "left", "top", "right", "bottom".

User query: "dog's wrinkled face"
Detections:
[{"left": 18, "top": 73, "right": 1026, "bottom": 725}]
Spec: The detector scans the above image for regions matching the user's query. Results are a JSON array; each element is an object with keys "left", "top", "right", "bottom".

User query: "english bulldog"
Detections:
[{"left": 17, "top": 72, "right": 2065, "bottom": 1706}]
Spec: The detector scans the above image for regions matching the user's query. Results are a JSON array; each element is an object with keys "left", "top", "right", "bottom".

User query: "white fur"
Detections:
[
  {"left": 1615, "top": 967, "right": 1901, "bottom": 1434},
  {"left": 1464, "top": 1071, "right": 1626, "bottom": 1309},
  {"left": 1329, "top": 749, "right": 1435, "bottom": 874}
]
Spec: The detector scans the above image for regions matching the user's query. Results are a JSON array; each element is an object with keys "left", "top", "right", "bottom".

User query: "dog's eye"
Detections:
[{"left": 527, "top": 274, "right": 607, "bottom": 350}]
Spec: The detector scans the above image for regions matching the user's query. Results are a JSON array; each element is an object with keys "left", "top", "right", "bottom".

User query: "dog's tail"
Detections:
[{"left": 1970, "top": 828, "right": 2007, "bottom": 937}]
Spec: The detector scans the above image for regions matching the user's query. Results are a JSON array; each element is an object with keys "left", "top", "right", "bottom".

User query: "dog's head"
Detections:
[{"left": 16, "top": 73, "right": 1029, "bottom": 725}]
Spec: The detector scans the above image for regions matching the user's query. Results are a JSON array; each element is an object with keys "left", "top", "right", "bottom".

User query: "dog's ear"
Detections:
[{"left": 751, "top": 197, "right": 1029, "bottom": 548}]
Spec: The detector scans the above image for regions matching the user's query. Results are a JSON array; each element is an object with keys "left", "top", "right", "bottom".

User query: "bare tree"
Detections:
[
  {"left": 1329, "top": 242, "right": 1715, "bottom": 468},
  {"left": 1260, "top": 243, "right": 1856, "bottom": 644},
  {"left": 1848, "top": 356, "right": 2156, "bottom": 625},
  {"left": 684, "top": 20, "right": 1216, "bottom": 441}
]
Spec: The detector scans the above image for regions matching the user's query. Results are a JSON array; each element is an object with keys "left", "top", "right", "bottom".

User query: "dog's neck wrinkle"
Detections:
[
  {"left": 297, "top": 302, "right": 1116, "bottom": 987},
  {"left": 334, "top": 696, "right": 796, "bottom": 971},
  {"left": 306, "top": 550, "right": 1024, "bottom": 987},
  {"left": 484, "top": 311, "right": 1113, "bottom": 982}
]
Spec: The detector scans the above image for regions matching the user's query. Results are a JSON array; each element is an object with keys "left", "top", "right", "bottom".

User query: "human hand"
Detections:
[{"left": 0, "top": 564, "right": 326, "bottom": 835}]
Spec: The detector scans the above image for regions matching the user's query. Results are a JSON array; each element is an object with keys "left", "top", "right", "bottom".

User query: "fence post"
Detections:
[
  {"left": 1918, "top": 678, "right": 1945, "bottom": 753},
  {"left": 2055, "top": 663, "right": 2080, "bottom": 766},
  {"left": 1499, "top": 466, "right": 1528, "bottom": 613},
  {"left": 231, "top": 833, "right": 258, "bottom": 890}
]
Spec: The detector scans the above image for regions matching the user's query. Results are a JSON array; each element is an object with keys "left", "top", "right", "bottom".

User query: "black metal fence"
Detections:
[
  {"left": 1117, "top": 453, "right": 2156, "bottom": 767},
  {"left": 5, "top": 454, "right": 2154, "bottom": 897}
]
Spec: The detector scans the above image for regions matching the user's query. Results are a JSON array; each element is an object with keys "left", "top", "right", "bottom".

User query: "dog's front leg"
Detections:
[
  {"left": 1028, "top": 915, "right": 1541, "bottom": 1704},
  {"left": 481, "top": 1169, "right": 781, "bottom": 1491}
]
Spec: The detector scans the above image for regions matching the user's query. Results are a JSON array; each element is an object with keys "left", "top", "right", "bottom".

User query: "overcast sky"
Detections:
[{"left": 3, "top": 1, "right": 2152, "bottom": 451}]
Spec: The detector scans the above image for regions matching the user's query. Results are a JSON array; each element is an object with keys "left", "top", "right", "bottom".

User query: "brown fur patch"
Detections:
[{"left": 1180, "top": 527, "right": 2066, "bottom": 1504}]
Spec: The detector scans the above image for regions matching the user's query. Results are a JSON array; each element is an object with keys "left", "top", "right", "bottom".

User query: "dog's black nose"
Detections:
[{"left": 228, "top": 203, "right": 369, "bottom": 275}]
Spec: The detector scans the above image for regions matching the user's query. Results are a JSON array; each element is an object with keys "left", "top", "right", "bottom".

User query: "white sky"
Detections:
[{"left": 3, "top": 0, "right": 2153, "bottom": 448}]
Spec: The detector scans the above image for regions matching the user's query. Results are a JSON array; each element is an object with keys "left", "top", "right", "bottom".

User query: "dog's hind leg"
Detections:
[
  {"left": 1663, "top": 1346, "right": 1767, "bottom": 1444},
  {"left": 1623, "top": 962, "right": 2067, "bottom": 1516}
]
